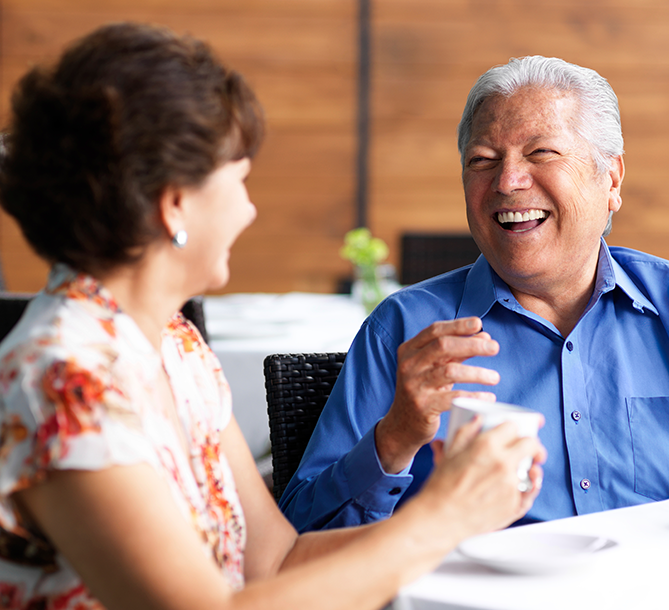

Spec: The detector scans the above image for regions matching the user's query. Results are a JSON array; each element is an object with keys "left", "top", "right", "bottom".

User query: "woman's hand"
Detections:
[{"left": 420, "top": 416, "right": 546, "bottom": 541}]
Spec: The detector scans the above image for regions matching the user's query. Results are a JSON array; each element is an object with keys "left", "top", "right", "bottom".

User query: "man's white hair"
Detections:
[{"left": 457, "top": 56, "right": 624, "bottom": 172}]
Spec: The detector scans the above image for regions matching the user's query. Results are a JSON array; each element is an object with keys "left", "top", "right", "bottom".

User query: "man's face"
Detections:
[{"left": 462, "top": 87, "right": 623, "bottom": 294}]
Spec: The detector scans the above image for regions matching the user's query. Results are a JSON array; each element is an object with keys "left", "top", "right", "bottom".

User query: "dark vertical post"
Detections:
[{"left": 355, "top": 0, "right": 371, "bottom": 228}]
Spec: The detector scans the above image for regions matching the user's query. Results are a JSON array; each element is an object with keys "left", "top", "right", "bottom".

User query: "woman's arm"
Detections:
[
  {"left": 15, "top": 464, "right": 237, "bottom": 609},
  {"left": 220, "top": 415, "right": 384, "bottom": 581},
  {"left": 15, "top": 415, "right": 543, "bottom": 610},
  {"left": 227, "top": 411, "right": 544, "bottom": 597}
]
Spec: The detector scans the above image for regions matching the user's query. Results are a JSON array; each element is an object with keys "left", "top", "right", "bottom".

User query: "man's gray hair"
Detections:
[{"left": 457, "top": 56, "right": 624, "bottom": 174}]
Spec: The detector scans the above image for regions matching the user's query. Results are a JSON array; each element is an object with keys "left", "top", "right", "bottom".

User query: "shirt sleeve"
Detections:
[
  {"left": 0, "top": 354, "right": 157, "bottom": 535},
  {"left": 279, "top": 316, "right": 414, "bottom": 532}
]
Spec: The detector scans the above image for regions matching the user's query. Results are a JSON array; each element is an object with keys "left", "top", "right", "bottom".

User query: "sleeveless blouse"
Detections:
[{"left": 0, "top": 265, "right": 246, "bottom": 609}]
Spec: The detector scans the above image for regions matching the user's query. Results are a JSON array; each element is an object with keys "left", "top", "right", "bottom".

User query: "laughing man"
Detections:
[{"left": 281, "top": 56, "right": 669, "bottom": 531}]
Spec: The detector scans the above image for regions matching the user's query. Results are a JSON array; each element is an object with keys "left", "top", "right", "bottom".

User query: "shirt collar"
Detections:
[
  {"left": 46, "top": 263, "right": 120, "bottom": 315},
  {"left": 456, "top": 255, "right": 498, "bottom": 319},
  {"left": 598, "top": 239, "right": 657, "bottom": 315},
  {"left": 455, "top": 238, "right": 658, "bottom": 320}
]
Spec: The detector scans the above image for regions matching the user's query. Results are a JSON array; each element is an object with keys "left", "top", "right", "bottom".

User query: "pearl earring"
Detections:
[{"left": 172, "top": 229, "right": 188, "bottom": 249}]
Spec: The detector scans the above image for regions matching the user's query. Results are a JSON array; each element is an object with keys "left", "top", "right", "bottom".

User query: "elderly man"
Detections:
[{"left": 281, "top": 56, "right": 669, "bottom": 532}]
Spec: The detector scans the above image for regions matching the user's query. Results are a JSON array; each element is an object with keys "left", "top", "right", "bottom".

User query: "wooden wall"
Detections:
[{"left": 2, "top": 0, "right": 669, "bottom": 294}]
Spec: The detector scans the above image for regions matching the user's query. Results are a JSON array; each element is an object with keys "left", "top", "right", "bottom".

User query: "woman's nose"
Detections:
[{"left": 248, "top": 201, "right": 258, "bottom": 225}]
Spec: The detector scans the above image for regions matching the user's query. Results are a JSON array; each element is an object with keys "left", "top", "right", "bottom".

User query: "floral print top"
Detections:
[{"left": 0, "top": 265, "right": 246, "bottom": 609}]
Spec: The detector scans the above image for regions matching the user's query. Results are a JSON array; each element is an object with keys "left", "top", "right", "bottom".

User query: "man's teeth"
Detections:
[{"left": 497, "top": 210, "right": 547, "bottom": 224}]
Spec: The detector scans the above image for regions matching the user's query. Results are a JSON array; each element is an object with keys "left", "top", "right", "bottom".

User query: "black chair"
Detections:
[
  {"left": 400, "top": 232, "right": 481, "bottom": 285},
  {"left": 263, "top": 352, "right": 346, "bottom": 501},
  {"left": 0, "top": 292, "right": 33, "bottom": 341},
  {"left": 181, "top": 296, "right": 209, "bottom": 344}
]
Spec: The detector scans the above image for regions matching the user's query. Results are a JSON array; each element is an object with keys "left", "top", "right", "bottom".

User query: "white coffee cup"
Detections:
[{"left": 446, "top": 397, "right": 542, "bottom": 492}]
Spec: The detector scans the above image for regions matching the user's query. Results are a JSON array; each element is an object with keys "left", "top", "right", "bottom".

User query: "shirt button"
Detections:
[
  {"left": 580, "top": 478, "right": 591, "bottom": 490},
  {"left": 571, "top": 411, "right": 582, "bottom": 422},
  {"left": 566, "top": 341, "right": 574, "bottom": 351},
  {"left": 389, "top": 487, "right": 402, "bottom": 496}
]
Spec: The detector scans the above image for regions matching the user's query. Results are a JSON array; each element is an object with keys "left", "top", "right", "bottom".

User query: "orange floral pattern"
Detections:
[{"left": 0, "top": 264, "right": 246, "bottom": 607}]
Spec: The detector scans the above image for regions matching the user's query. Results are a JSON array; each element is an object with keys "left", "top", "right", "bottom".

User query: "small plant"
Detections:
[
  {"left": 340, "top": 227, "right": 389, "bottom": 269},
  {"left": 340, "top": 228, "right": 390, "bottom": 314}
]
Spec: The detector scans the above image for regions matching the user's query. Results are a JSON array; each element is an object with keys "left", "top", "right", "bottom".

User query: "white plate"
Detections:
[{"left": 457, "top": 531, "right": 614, "bottom": 575}]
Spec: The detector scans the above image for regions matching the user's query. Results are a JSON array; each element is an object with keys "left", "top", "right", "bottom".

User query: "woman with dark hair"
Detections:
[{"left": 0, "top": 22, "right": 544, "bottom": 610}]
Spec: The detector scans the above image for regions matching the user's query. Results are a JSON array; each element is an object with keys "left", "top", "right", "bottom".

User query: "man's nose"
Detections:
[{"left": 492, "top": 158, "right": 532, "bottom": 195}]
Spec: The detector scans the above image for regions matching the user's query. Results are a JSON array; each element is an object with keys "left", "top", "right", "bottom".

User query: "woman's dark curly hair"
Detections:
[{"left": 0, "top": 22, "right": 264, "bottom": 274}]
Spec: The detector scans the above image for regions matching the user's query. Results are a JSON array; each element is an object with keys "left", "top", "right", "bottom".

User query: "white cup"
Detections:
[{"left": 446, "top": 397, "right": 542, "bottom": 492}]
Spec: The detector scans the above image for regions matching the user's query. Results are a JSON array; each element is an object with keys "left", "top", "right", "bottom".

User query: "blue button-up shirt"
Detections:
[{"left": 280, "top": 241, "right": 669, "bottom": 532}]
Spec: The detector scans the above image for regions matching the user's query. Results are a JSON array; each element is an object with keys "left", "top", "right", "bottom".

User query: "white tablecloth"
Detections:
[
  {"left": 393, "top": 499, "right": 669, "bottom": 610},
  {"left": 204, "top": 293, "right": 367, "bottom": 458}
]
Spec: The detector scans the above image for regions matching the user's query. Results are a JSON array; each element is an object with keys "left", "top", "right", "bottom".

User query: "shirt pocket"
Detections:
[{"left": 627, "top": 396, "right": 669, "bottom": 501}]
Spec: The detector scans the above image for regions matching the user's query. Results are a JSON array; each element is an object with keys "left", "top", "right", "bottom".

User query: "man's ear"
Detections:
[
  {"left": 158, "top": 185, "right": 186, "bottom": 239},
  {"left": 608, "top": 155, "right": 625, "bottom": 213}
]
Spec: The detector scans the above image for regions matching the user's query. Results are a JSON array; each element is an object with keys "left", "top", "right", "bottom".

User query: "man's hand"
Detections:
[{"left": 375, "top": 316, "right": 500, "bottom": 474}]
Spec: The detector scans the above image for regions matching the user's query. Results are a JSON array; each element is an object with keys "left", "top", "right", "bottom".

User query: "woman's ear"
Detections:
[{"left": 158, "top": 185, "right": 186, "bottom": 239}]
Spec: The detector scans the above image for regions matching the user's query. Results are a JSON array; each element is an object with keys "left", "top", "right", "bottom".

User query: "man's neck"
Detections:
[
  {"left": 510, "top": 279, "right": 596, "bottom": 337},
  {"left": 492, "top": 239, "right": 603, "bottom": 338}
]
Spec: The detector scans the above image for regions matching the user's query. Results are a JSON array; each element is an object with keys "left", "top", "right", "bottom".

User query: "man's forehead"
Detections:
[{"left": 467, "top": 87, "right": 581, "bottom": 145}]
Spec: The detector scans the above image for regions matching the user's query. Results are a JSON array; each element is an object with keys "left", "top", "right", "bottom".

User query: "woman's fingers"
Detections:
[
  {"left": 444, "top": 415, "right": 484, "bottom": 456},
  {"left": 430, "top": 439, "right": 445, "bottom": 466},
  {"left": 516, "top": 464, "right": 544, "bottom": 515},
  {"left": 425, "top": 418, "right": 547, "bottom": 539}
]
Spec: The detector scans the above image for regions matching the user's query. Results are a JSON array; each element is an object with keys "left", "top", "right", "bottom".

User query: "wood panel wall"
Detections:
[{"left": 2, "top": 0, "right": 669, "bottom": 295}]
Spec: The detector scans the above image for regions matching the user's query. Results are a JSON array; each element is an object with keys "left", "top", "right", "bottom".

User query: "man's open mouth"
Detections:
[{"left": 496, "top": 209, "right": 548, "bottom": 232}]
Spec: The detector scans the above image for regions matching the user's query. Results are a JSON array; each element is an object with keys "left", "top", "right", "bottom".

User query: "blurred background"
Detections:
[{"left": 1, "top": 0, "right": 668, "bottom": 295}]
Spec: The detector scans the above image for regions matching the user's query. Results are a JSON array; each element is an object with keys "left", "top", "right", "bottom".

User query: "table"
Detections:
[
  {"left": 393, "top": 500, "right": 669, "bottom": 610},
  {"left": 204, "top": 292, "right": 367, "bottom": 459}
]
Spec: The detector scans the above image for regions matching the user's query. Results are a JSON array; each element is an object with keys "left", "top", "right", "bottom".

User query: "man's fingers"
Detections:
[
  {"left": 450, "top": 390, "right": 497, "bottom": 404},
  {"left": 399, "top": 334, "right": 499, "bottom": 382},
  {"left": 422, "top": 361, "right": 501, "bottom": 389},
  {"left": 408, "top": 317, "right": 488, "bottom": 350}
]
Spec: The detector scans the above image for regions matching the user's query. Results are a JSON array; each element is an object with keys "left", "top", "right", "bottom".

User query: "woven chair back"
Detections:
[{"left": 263, "top": 352, "right": 346, "bottom": 501}]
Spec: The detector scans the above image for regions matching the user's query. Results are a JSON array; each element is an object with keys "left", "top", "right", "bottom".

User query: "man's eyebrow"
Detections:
[
  {"left": 465, "top": 137, "right": 492, "bottom": 149},
  {"left": 467, "top": 133, "right": 556, "bottom": 149}
]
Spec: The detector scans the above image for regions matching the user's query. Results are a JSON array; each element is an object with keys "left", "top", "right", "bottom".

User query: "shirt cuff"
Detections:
[{"left": 344, "top": 424, "right": 414, "bottom": 513}]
